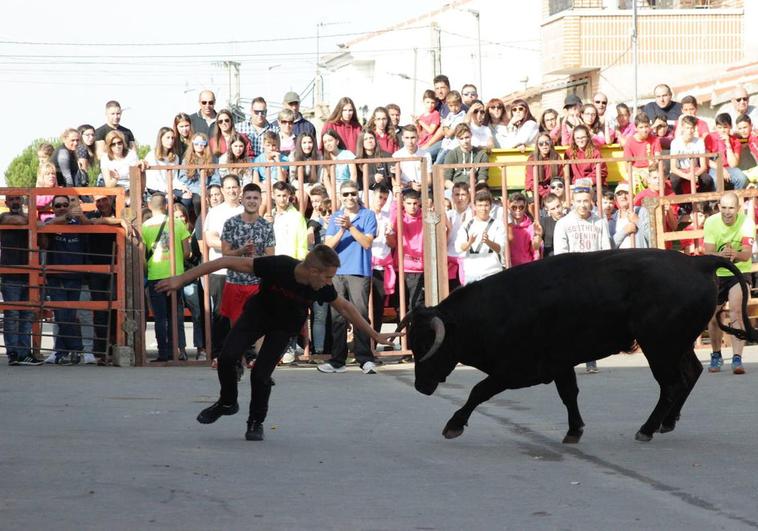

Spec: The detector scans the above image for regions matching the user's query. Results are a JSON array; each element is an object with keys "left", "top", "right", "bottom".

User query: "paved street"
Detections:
[{"left": 2, "top": 348, "right": 758, "bottom": 531}]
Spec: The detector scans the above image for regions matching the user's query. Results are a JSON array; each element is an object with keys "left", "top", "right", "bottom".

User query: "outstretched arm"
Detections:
[
  {"left": 155, "top": 256, "right": 254, "bottom": 292},
  {"left": 330, "top": 295, "right": 403, "bottom": 345}
]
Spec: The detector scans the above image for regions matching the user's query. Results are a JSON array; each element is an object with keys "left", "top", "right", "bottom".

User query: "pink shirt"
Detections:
[
  {"left": 417, "top": 110, "right": 441, "bottom": 147},
  {"left": 509, "top": 217, "right": 539, "bottom": 266},
  {"left": 624, "top": 135, "right": 662, "bottom": 168},
  {"left": 390, "top": 202, "right": 424, "bottom": 273}
]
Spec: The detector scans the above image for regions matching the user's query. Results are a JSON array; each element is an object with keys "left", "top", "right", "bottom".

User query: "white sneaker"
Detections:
[
  {"left": 317, "top": 362, "right": 346, "bottom": 373},
  {"left": 44, "top": 353, "right": 57, "bottom": 364},
  {"left": 361, "top": 361, "right": 377, "bottom": 374},
  {"left": 83, "top": 353, "right": 97, "bottom": 365},
  {"left": 281, "top": 350, "right": 296, "bottom": 364}
]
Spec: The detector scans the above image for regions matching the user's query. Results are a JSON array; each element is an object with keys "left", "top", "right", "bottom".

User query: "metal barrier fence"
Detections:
[{"left": 0, "top": 187, "right": 128, "bottom": 363}]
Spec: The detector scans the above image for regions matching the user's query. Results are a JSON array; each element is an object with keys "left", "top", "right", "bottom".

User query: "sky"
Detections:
[{"left": 0, "top": 0, "right": 538, "bottom": 180}]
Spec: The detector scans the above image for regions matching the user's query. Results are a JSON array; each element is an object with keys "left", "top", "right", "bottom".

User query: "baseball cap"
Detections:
[
  {"left": 614, "top": 183, "right": 630, "bottom": 195},
  {"left": 564, "top": 94, "right": 582, "bottom": 108},
  {"left": 283, "top": 91, "right": 300, "bottom": 104}
]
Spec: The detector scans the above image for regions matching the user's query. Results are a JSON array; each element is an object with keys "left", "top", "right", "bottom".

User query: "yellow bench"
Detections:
[{"left": 487, "top": 144, "right": 627, "bottom": 188}]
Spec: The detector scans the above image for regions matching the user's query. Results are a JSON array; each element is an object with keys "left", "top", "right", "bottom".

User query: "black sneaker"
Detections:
[
  {"left": 245, "top": 420, "right": 264, "bottom": 441},
  {"left": 7, "top": 353, "right": 19, "bottom": 366},
  {"left": 236, "top": 363, "right": 244, "bottom": 383},
  {"left": 18, "top": 355, "right": 43, "bottom": 366},
  {"left": 197, "top": 401, "right": 239, "bottom": 424}
]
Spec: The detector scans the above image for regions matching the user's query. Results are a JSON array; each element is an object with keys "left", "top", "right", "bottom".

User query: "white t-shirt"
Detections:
[
  {"left": 670, "top": 137, "right": 705, "bottom": 170},
  {"left": 392, "top": 147, "right": 433, "bottom": 187},
  {"left": 470, "top": 123, "right": 493, "bottom": 148},
  {"left": 446, "top": 206, "right": 473, "bottom": 258},
  {"left": 100, "top": 149, "right": 138, "bottom": 189},
  {"left": 455, "top": 216, "right": 506, "bottom": 284},
  {"left": 144, "top": 152, "right": 179, "bottom": 193},
  {"left": 440, "top": 111, "right": 467, "bottom": 151},
  {"left": 371, "top": 207, "right": 393, "bottom": 264},
  {"left": 204, "top": 202, "right": 244, "bottom": 275}
]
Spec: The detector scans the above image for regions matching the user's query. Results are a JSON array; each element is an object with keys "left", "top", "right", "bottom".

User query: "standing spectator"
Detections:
[
  {"left": 273, "top": 91, "right": 317, "bottom": 138},
  {"left": 499, "top": 99, "right": 539, "bottom": 150},
  {"left": 355, "top": 130, "right": 392, "bottom": 191},
  {"left": 321, "top": 129, "right": 357, "bottom": 192},
  {"left": 538, "top": 192, "right": 567, "bottom": 258},
  {"left": 142, "top": 193, "right": 190, "bottom": 362},
  {"left": 0, "top": 196, "right": 38, "bottom": 366},
  {"left": 99, "top": 131, "right": 141, "bottom": 190},
  {"left": 144, "top": 127, "right": 179, "bottom": 196},
  {"left": 735, "top": 115, "right": 758, "bottom": 181},
  {"left": 721, "top": 87, "right": 758, "bottom": 126},
  {"left": 236, "top": 97, "right": 272, "bottom": 158},
  {"left": 321, "top": 97, "right": 362, "bottom": 153},
  {"left": 253, "top": 132, "right": 289, "bottom": 189},
  {"left": 446, "top": 182, "right": 472, "bottom": 289},
  {"left": 318, "top": 181, "right": 378, "bottom": 374},
  {"left": 643, "top": 84, "right": 682, "bottom": 126},
  {"left": 53, "top": 128, "right": 83, "bottom": 187},
  {"left": 35, "top": 162, "right": 56, "bottom": 222},
  {"left": 218, "top": 134, "right": 254, "bottom": 186},
  {"left": 705, "top": 192, "right": 754, "bottom": 374},
  {"left": 386, "top": 103, "right": 403, "bottom": 142},
  {"left": 560, "top": 94, "right": 584, "bottom": 146},
  {"left": 623, "top": 113, "right": 662, "bottom": 184},
  {"left": 675, "top": 96, "right": 710, "bottom": 138},
  {"left": 507, "top": 192, "right": 542, "bottom": 266},
  {"left": 393, "top": 125, "right": 432, "bottom": 191},
  {"left": 307, "top": 186, "right": 332, "bottom": 354},
  {"left": 434, "top": 91, "right": 466, "bottom": 163},
  {"left": 369, "top": 184, "right": 395, "bottom": 334},
  {"left": 366, "top": 106, "right": 399, "bottom": 155},
  {"left": 289, "top": 132, "right": 321, "bottom": 189},
  {"left": 413, "top": 89, "right": 441, "bottom": 149},
  {"left": 95, "top": 100, "right": 135, "bottom": 159},
  {"left": 609, "top": 183, "right": 649, "bottom": 249},
  {"left": 42, "top": 195, "right": 89, "bottom": 365},
  {"left": 204, "top": 175, "right": 243, "bottom": 364},
  {"left": 433, "top": 74, "right": 452, "bottom": 118},
  {"left": 539, "top": 108, "right": 561, "bottom": 146},
  {"left": 553, "top": 181, "right": 612, "bottom": 372},
  {"left": 564, "top": 125, "right": 607, "bottom": 187},
  {"left": 442, "top": 124, "right": 489, "bottom": 187},
  {"left": 632, "top": 169, "right": 678, "bottom": 236},
  {"left": 704, "top": 113, "right": 747, "bottom": 190},
  {"left": 76, "top": 124, "right": 97, "bottom": 177},
  {"left": 178, "top": 133, "right": 217, "bottom": 216},
  {"left": 669, "top": 115, "right": 710, "bottom": 194},
  {"left": 274, "top": 109, "right": 296, "bottom": 155},
  {"left": 455, "top": 190, "right": 505, "bottom": 284},
  {"left": 525, "top": 133, "right": 563, "bottom": 198},
  {"left": 592, "top": 92, "right": 611, "bottom": 131},
  {"left": 486, "top": 98, "right": 510, "bottom": 148},
  {"left": 465, "top": 100, "right": 495, "bottom": 149},
  {"left": 580, "top": 104, "right": 609, "bottom": 146},
  {"left": 189, "top": 90, "right": 218, "bottom": 136},
  {"left": 547, "top": 177, "right": 568, "bottom": 210},
  {"left": 390, "top": 188, "right": 425, "bottom": 311},
  {"left": 210, "top": 109, "right": 251, "bottom": 159},
  {"left": 173, "top": 112, "right": 194, "bottom": 161}
]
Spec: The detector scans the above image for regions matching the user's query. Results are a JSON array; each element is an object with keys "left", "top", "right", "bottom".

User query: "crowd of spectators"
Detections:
[{"left": 2, "top": 75, "right": 758, "bottom": 369}]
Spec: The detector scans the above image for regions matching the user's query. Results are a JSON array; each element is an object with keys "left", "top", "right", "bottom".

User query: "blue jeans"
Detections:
[
  {"left": 1, "top": 278, "right": 32, "bottom": 357},
  {"left": 147, "top": 280, "right": 186, "bottom": 360},
  {"left": 46, "top": 276, "right": 83, "bottom": 354},
  {"left": 710, "top": 167, "right": 748, "bottom": 190},
  {"left": 182, "top": 280, "right": 205, "bottom": 350},
  {"left": 311, "top": 302, "right": 328, "bottom": 353}
]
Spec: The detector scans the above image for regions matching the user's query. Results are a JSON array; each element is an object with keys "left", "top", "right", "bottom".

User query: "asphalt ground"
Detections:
[{"left": 2, "top": 347, "right": 758, "bottom": 531}]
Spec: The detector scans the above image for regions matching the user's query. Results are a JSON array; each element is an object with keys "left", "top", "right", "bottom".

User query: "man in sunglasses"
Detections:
[
  {"left": 723, "top": 87, "right": 758, "bottom": 127},
  {"left": 318, "top": 181, "right": 379, "bottom": 375},
  {"left": 235, "top": 96, "right": 271, "bottom": 157},
  {"left": 189, "top": 90, "right": 218, "bottom": 136}
]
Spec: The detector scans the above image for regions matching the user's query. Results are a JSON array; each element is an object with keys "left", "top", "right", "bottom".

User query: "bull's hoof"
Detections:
[
  {"left": 635, "top": 430, "right": 653, "bottom": 442},
  {"left": 442, "top": 419, "right": 466, "bottom": 439},
  {"left": 658, "top": 423, "right": 676, "bottom": 434},
  {"left": 562, "top": 430, "right": 583, "bottom": 444}
]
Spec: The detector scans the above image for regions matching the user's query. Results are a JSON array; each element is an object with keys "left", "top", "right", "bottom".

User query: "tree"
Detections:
[{"left": 5, "top": 138, "right": 58, "bottom": 188}]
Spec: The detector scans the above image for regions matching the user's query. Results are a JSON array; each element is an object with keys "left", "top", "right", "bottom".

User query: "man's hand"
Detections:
[
  {"left": 155, "top": 277, "right": 184, "bottom": 293},
  {"left": 374, "top": 331, "right": 405, "bottom": 346}
]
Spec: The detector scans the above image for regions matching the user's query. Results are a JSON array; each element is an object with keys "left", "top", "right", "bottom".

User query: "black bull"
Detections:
[{"left": 398, "top": 249, "right": 757, "bottom": 443}]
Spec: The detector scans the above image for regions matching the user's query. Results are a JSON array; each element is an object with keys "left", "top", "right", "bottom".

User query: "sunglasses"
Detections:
[
  {"left": 193, "top": 141, "right": 207, "bottom": 146},
  {"left": 537, "top": 141, "right": 551, "bottom": 146},
  {"left": 489, "top": 105, "right": 505, "bottom": 110},
  {"left": 54, "top": 203, "right": 70, "bottom": 208},
  {"left": 594, "top": 100, "right": 607, "bottom": 105},
  {"left": 510, "top": 205, "right": 526, "bottom": 211},
  {"left": 550, "top": 183, "right": 564, "bottom": 189},
  {"left": 735, "top": 97, "right": 748, "bottom": 103},
  {"left": 217, "top": 118, "right": 231, "bottom": 123},
  {"left": 342, "top": 191, "right": 358, "bottom": 198},
  {"left": 110, "top": 141, "right": 123, "bottom": 146},
  {"left": 252, "top": 109, "right": 267, "bottom": 115},
  {"left": 280, "top": 120, "right": 293, "bottom": 124},
  {"left": 512, "top": 106, "right": 526, "bottom": 112},
  {"left": 201, "top": 100, "right": 215, "bottom": 105}
]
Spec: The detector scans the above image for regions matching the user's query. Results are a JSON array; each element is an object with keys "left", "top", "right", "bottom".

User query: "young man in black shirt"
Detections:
[{"left": 157, "top": 244, "right": 401, "bottom": 441}]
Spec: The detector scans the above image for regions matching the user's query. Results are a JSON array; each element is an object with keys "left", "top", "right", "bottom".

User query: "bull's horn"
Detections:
[
  {"left": 418, "top": 316, "right": 446, "bottom": 363},
  {"left": 396, "top": 310, "right": 414, "bottom": 333}
]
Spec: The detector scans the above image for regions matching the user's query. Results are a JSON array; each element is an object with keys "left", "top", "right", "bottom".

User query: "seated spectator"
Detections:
[
  {"left": 99, "top": 130, "right": 141, "bottom": 191},
  {"left": 623, "top": 113, "right": 662, "bottom": 185},
  {"left": 442, "top": 124, "right": 489, "bottom": 188},
  {"left": 723, "top": 87, "right": 758, "bottom": 126},
  {"left": 580, "top": 104, "right": 609, "bottom": 146},
  {"left": 538, "top": 192, "right": 566, "bottom": 258},
  {"left": 210, "top": 109, "right": 251, "bottom": 159},
  {"left": 669, "top": 115, "right": 710, "bottom": 194},
  {"left": 704, "top": 113, "right": 747, "bottom": 190},
  {"left": 53, "top": 128, "right": 83, "bottom": 187},
  {"left": 35, "top": 162, "right": 57, "bottom": 221},
  {"left": 37, "top": 143, "right": 54, "bottom": 166},
  {"left": 414, "top": 89, "right": 441, "bottom": 149},
  {"left": 77, "top": 124, "right": 97, "bottom": 178},
  {"left": 189, "top": 90, "right": 218, "bottom": 137},
  {"left": 144, "top": 127, "right": 180, "bottom": 196},
  {"left": 274, "top": 91, "right": 317, "bottom": 138},
  {"left": 507, "top": 192, "right": 541, "bottom": 266},
  {"left": 564, "top": 125, "right": 607, "bottom": 187},
  {"left": 321, "top": 129, "right": 357, "bottom": 192},
  {"left": 643, "top": 84, "right": 682, "bottom": 126},
  {"left": 41, "top": 195, "right": 89, "bottom": 365},
  {"left": 434, "top": 91, "right": 467, "bottom": 163},
  {"left": 366, "top": 106, "right": 399, "bottom": 155},
  {"left": 386, "top": 103, "right": 403, "bottom": 144},
  {"left": 178, "top": 133, "right": 217, "bottom": 216},
  {"left": 142, "top": 193, "right": 190, "bottom": 362},
  {"left": 610, "top": 103, "right": 634, "bottom": 146},
  {"left": 498, "top": 99, "right": 539, "bottom": 150},
  {"left": 675, "top": 96, "right": 710, "bottom": 138},
  {"left": 609, "top": 183, "right": 649, "bottom": 249},
  {"left": 538, "top": 108, "right": 561, "bottom": 146},
  {"left": 393, "top": 125, "right": 432, "bottom": 191},
  {"left": 547, "top": 177, "right": 569, "bottom": 209},
  {"left": 289, "top": 132, "right": 321, "bottom": 190},
  {"left": 525, "top": 133, "right": 563, "bottom": 198},
  {"left": 433, "top": 74, "right": 453, "bottom": 118},
  {"left": 560, "top": 94, "right": 584, "bottom": 146},
  {"left": 218, "top": 134, "right": 254, "bottom": 186},
  {"left": 465, "top": 100, "right": 494, "bottom": 149},
  {"left": 253, "top": 131, "right": 288, "bottom": 186},
  {"left": 355, "top": 130, "right": 392, "bottom": 191},
  {"left": 275, "top": 109, "right": 296, "bottom": 155},
  {"left": 486, "top": 98, "right": 509, "bottom": 148},
  {"left": 390, "top": 188, "right": 425, "bottom": 311},
  {"left": 734, "top": 114, "right": 758, "bottom": 182},
  {"left": 461, "top": 83, "right": 479, "bottom": 108},
  {"left": 632, "top": 169, "right": 678, "bottom": 235},
  {"left": 173, "top": 112, "right": 194, "bottom": 161},
  {"left": 651, "top": 113, "right": 674, "bottom": 150},
  {"left": 321, "top": 96, "right": 362, "bottom": 153},
  {"left": 455, "top": 190, "right": 505, "bottom": 284}
]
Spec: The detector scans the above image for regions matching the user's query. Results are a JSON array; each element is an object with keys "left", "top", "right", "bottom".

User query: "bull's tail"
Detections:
[{"left": 695, "top": 255, "right": 758, "bottom": 342}]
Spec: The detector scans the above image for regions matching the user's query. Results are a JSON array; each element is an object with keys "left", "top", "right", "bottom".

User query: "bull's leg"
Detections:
[
  {"left": 442, "top": 375, "right": 509, "bottom": 439},
  {"left": 554, "top": 368, "right": 585, "bottom": 444},
  {"left": 637, "top": 352, "right": 688, "bottom": 442},
  {"left": 659, "top": 350, "right": 703, "bottom": 433}
]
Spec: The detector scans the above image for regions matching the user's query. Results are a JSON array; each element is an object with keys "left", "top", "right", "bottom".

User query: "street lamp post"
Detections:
[{"left": 468, "top": 9, "right": 483, "bottom": 95}]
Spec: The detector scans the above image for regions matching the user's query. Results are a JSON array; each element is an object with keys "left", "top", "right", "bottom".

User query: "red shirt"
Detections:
[
  {"left": 321, "top": 122, "right": 362, "bottom": 153},
  {"left": 524, "top": 155, "right": 562, "bottom": 197},
  {"left": 736, "top": 133, "right": 758, "bottom": 163},
  {"left": 376, "top": 131, "right": 399, "bottom": 155},
  {"left": 703, "top": 132, "right": 741, "bottom": 168},
  {"left": 564, "top": 147, "right": 608, "bottom": 186},
  {"left": 417, "top": 110, "right": 441, "bottom": 147},
  {"left": 624, "top": 135, "right": 662, "bottom": 168}
]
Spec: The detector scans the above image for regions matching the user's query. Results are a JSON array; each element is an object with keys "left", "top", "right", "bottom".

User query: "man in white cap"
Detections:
[{"left": 272, "top": 91, "right": 316, "bottom": 138}]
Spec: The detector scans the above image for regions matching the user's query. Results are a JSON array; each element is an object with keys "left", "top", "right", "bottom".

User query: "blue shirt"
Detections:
[
  {"left": 254, "top": 153, "right": 288, "bottom": 183},
  {"left": 326, "top": 207, "right": 377, "bottom": 277}
]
